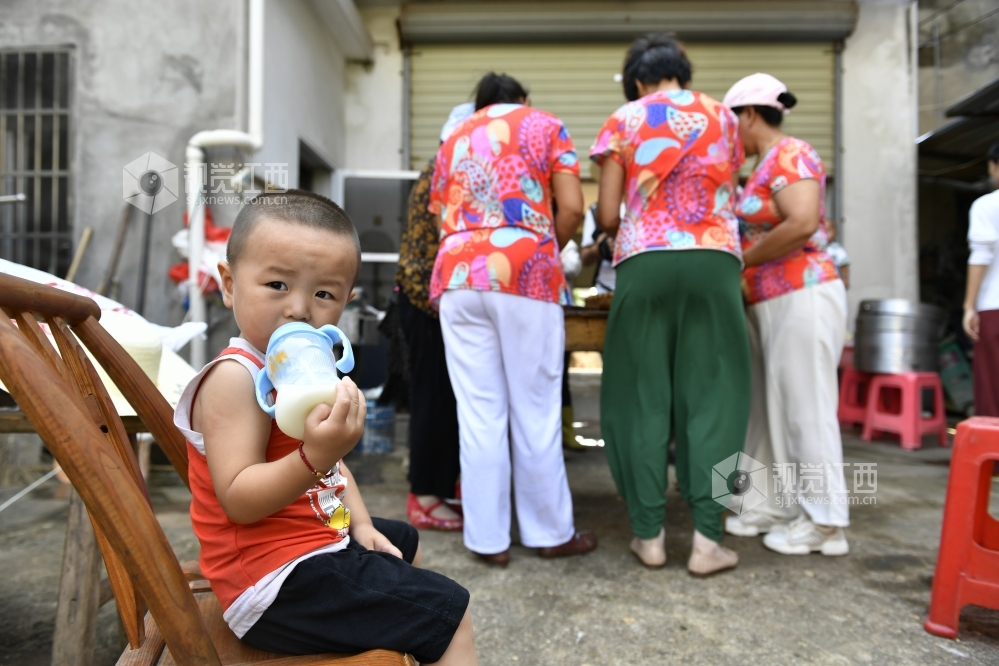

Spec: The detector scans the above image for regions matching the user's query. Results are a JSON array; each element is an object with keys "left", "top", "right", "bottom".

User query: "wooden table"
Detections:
[
  {"left": 564, "top": 307, "right": 608, "bottom": 352},
  {"left": 1, "top": 408, "right": 145, "bottom": 434}
]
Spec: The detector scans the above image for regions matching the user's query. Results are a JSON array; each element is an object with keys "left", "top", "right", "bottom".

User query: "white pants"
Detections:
[
  {"left": 439, "top": 290, "right": 576, "bottom": 553},
  {"left": 744, "top": 280, "right": 850, "bottom": 527}
]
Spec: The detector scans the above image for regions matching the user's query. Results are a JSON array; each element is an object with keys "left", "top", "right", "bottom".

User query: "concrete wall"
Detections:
[
  {"left": 0, "top": 0, "right": 239, "bottom": 328},
  {"left": 0, "top": 0, "right": 354, "bottom": 353},
  {"left": 345, "top": 6, "right": 404, "bottom": 170},
  {"left": 259, "top": 0, "right": 348, "bottom": 189},
  {"left": 917, "top": 0, "right": 999, "bottom": 136},
  {"left": 841, "top": 0, "right": 920, "bottom": 327}
]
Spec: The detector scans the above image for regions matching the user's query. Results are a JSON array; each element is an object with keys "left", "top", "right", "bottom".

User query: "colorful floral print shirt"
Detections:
[
  {"left": 737, "top": 137, "right": 839, "bottom": 305},
  {"left": 428, "top": 104, "right": 580, "bottom": 307},
  {"left": 589, "top": 89, "right": 744, "bottom": 266}
]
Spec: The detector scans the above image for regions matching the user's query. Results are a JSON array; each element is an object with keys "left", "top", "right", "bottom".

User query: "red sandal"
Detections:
[{"left": 407, "top": 493, "right": 463, "bottom": 531}]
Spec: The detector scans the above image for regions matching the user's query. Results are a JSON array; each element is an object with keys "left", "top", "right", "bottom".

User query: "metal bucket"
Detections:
[{"left": 854, "top": 299, "right": 945, "bottom": 374}]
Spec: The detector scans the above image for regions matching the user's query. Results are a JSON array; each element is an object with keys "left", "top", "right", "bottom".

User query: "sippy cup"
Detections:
[{"left": 254, "top": 322, "right": 354, "bottom": 440}]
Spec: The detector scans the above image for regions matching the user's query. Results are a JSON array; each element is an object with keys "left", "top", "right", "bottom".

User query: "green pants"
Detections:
[{"left": 601, "top": 250, "right": 751, "bottom": 541}]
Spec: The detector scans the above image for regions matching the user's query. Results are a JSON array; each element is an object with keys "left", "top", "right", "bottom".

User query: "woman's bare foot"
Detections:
[
  {"left": 630, "top": 527, "right": 666, "bottom": 568},
  {"left": 687, "top": 529, "right": 738, "bottom": 577}
]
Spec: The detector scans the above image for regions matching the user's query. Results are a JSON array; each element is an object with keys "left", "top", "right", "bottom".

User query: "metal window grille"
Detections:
[{"left": 0, "top": 49, "right": 73, "bottom": 277}]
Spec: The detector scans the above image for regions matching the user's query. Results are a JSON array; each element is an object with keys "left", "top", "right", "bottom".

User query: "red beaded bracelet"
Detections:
[{"left": 298, "top": 442, "right": 326, "bottom": 480}]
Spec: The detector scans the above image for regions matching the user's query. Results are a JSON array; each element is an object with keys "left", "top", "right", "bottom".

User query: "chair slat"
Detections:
[
  {"left": 47, "top": 316, "right": 149, "bottom": 496},
  {"left": 10, "top": 310, "right": 74, "bottom": 386},
  {"left": 75, "top": 317, "right": 191, "bottom": 488},
  {"left": 0, "top": 319, "right": 222, "bottom": 665},
  {"left": 93, "top": 523, "right": 147, "bottom": 648},
  {"left": 116, "top": 611, "right": 166, "bottom": 666},
  {"left": 8, "top": 297, "right": 151, "bottom": 650}
]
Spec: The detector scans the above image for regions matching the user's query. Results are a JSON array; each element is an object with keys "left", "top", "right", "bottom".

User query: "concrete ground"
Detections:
[{"left": 1, "top": 371, "right": 998, "bottom": 665}]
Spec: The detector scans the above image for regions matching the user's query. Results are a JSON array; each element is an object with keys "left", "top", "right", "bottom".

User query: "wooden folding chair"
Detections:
[{"left": 0, "top": 273, "right": 414, "bottom": 665}]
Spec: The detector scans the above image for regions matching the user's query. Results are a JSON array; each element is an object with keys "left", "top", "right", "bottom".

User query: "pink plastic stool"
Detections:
[
  {"left": 838, "top": 366, "right": 872, "bottom": 429},
  {"left": 862, "top": 372, "right": 949, "bottom": 450}
]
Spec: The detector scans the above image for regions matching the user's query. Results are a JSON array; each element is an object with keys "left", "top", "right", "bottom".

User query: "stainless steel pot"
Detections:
[{"left": 854, "top": 300, "right": 945, "bottom": 374}]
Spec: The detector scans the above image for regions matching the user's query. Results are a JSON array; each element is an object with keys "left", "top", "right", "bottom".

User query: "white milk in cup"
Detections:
[{"left": 254, "top": 322, "right": 354, "bottom": 440}]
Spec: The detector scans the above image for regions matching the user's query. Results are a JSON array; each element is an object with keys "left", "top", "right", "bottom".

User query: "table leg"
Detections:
[{"left": 51, "top": 488, "right": 102, "bottom": 666}]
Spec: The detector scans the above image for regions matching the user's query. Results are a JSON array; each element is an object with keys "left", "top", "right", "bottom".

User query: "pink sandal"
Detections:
[{"left": 407, "top": 493, "right": 463, "bottom": 531}]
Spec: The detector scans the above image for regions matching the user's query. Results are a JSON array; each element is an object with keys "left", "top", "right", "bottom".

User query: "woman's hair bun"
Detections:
[{"left": 776, "top": 91, "right": 797, "bottom": 110}]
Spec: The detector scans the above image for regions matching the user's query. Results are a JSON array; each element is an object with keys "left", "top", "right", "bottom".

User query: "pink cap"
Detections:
[{"left": 723, "top": 73, "right": 791, "bottom": 114}]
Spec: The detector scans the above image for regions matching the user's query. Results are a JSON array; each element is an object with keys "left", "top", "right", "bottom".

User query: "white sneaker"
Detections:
[
  {"left": 763, "top": 516, "right": 849, "bottom": 556},
  {"left": 725, "top": 511, "right": 788, "bottom": 537}
]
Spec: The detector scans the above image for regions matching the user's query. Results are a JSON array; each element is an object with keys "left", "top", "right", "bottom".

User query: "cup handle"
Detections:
[
  {"left": 254, "top": 368, "right": 278, "bottom": 416},
  {"left": 320, "top": 324, "right": 355, "bottom": 373}
]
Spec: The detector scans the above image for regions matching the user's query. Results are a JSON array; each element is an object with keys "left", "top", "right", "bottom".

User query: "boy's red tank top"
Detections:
[{"left": 184, "top": 346, "right": 348, "bottom": 611}]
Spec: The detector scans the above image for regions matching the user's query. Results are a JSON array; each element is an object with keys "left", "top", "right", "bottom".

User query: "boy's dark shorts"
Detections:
[{"left": 242, "top": 518, "right": 469, "bottom": 663}]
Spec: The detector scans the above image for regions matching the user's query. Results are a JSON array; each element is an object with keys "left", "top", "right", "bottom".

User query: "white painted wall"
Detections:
[
  {"left": 917, "top": 0, "right": 999, "bottom": 136},
  {"left": 345, "top": 6, "right": 404, "bottom": 170},
  {"left": 841, "top": 0, "right": 920, "bottom": 328},
  {"left": 0, "top": 0, "right": 358, "bottom": 360},
  {"left": 0, "top": 0, "right": 239, "bottom": 328},
  {"left": 259, "top": 0, "right": 348, "bottom": 191}
]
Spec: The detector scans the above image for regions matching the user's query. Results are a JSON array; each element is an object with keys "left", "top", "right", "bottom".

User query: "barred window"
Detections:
[{"left": 0, "top": 49, "right": 72, "bottom": 276}]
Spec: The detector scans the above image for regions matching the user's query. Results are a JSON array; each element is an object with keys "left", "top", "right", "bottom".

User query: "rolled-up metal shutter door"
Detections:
[{"left": 409, "top": 42, "right": 835, "bottom": 177}]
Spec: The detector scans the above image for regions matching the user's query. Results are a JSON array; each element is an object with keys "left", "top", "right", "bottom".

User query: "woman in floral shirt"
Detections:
[
  {"left": 723, "top": 73, "right": 849, "bottom": 557},
  {"left": 430, "top": 73, "right": 597, "bottom": 565},
  {"left": 591, "top": 34, "right": 750, "bottom": 576}
]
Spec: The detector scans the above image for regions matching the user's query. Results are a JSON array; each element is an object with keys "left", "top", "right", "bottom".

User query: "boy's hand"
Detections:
[
  {"left": 301, "top": 376, "right": 366, "bottom": 473},
  {"left": 351, "top": 522, "right": 403, "bottom": 558}
]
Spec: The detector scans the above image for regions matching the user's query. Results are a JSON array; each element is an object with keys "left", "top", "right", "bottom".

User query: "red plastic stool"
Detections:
[
  {"left": 925, "top": 417, "right": 999, "bottom": 638},
  {"left": 838, "top": 366, "right": 871, "bottom": 428},
  {"left": 861, "top": 372, "right": 948, "bottom": 450}
]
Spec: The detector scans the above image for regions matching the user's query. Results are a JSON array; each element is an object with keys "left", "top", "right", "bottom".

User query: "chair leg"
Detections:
[
  {"left": 52, "top": 489, "right": 102, "bottom": 666},
  {"left": 902, "top": 380, "right": 921, "bottom": 450},
  {"left": 861, "top": 380, "right": 879, "bottom": 442},
  {"left": 936, "top": 385, "right": 950, "bottom": 447}
]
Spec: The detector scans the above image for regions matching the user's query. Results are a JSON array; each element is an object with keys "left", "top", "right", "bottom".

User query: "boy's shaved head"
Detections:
[{"left": 227, "top": 189, "right": 361, "bottom": 277}]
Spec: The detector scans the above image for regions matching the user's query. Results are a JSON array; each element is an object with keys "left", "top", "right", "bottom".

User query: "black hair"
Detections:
[
  {"left": 622, "top": 33, "right": 692, "bottom": 102},
  {"left": 731, "top": 92, "right": 797, "bottom": 128},
  {"left": 474, "top": 73, "right": 529, "bottom": 110},
  {"left": 988, "top": 142, "right": 999, "bottom": 165},
  {"left": 227, "top": 189, "right": 361, "bottom": 277}
]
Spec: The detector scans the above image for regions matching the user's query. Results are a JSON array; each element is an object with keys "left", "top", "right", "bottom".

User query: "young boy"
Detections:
[{"left": 174, "top": 190, "right": 477, "bottom": 664}]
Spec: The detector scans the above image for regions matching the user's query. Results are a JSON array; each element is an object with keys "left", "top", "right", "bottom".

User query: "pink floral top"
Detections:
[
  {"left": 428, "top": 104, "right": 580, "bottom": 306},
  {"left": 589, "top": 89, "right": 744, "bottom": 266},
  {"left": 736, "top": 137, "right": 839, "bottom": 305}
]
